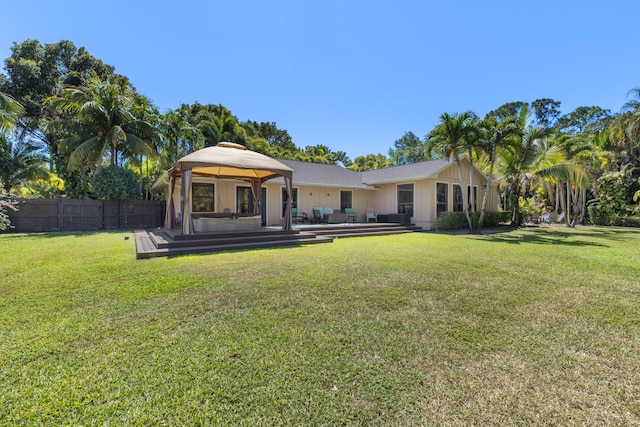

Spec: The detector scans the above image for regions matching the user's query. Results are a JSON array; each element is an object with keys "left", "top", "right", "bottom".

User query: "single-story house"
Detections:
[{"left": 153, "top": 148, "right": 498, "bottom": 231}]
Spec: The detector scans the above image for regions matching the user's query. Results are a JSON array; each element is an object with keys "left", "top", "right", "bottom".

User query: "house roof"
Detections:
[
  {"left": 360, "top": 159, "right": 453, "bottom": 184},
  {"left": 153, "top": 154, "right": 485, "bottom": 192},
  {"left": 269, "top": 158, "right": 482, "bottom": 188},
  {"left": 269, "top": 159, "right": 373, "bottom": 189}
]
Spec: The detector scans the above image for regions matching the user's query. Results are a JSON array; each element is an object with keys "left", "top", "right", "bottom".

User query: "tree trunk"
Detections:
[
  {"left": 558, "top": 181, "right": 566, "bottom": 224},
  {"left": 511, "top": 192, "right": 520, "bottom": 227},
  {"left": 455, "top": 155, "right": 472, "bottom": 231},
  {"left": 468, "top": 151, "right": 476, "bottom": 233},
  {"left": 579, "top": 187, "right": 587, "bottom": 224},
  {"left": 545, "top": 181, "right": 554, "bottom": 211},
  {"left": 139, "top": 154, "right": 144, "bottom": 200},
  {"left": 478, "top": 157, "right": 494, "bottom": 234},
  {"left": 566, "top": 180, "right": 572, "bottom": 227}
]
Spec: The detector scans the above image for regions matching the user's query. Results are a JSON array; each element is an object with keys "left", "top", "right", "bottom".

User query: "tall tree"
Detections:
[
  {"left": 531, "top": 98, "right": 561, "bottom": 129},
  {"left": 44, "top": 71, "right": 157, "bottom": 176},
  {"left": 427, "top": 111, "right": 478, "bottom": 232},
  {"left": 388, "top": 131, "right": 426, "bottom": 165},
  {"left": 476, "top": 115, "right": 518, "bottom": 232},
  {"left": 192, "top": 107, "right": 246, "bottom": 146},
  {"left": 158, "top": 109, "right": 203, "bottom": 166},
  {"left": 487, "top": 102, "right": 528, "bottom": 121},
  {"left": 348, "top": 153, "right": 390, "bottom": 171},
  {"left": 496, "top": 105, "right": 588, "bottom": 226},
  {"left": 242, "top": 121, "right": 296, "bottom": 152},
  {"left": 2, "top": 40, "right": 115, "bottom": 169},
  {"left": 0, "top": 134, "right": 48, "bottom": 193},
  {"left": 0, "top": 90, "right": 24, "bottom": 133},
  {"left": 557, "top": 106, "right": 611, "bottom": 134}
]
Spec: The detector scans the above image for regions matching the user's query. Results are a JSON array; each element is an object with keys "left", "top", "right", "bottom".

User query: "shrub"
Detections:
[
  {"left": 611, "top": 215, "right": 640, "bottom": 228},
  {"left": 91, "top": 166, "right": 138, "bottom": 201},
  {"left": 587, "top": 204, "right": 610, "bottom": 226},
  {"left": 440, "top": 212, "right": 468, "bottom": 230},
  {"left": 482, "top": 210, "right": 511, "bottom": 227},
  {"left": 0, "top": 190, "right": 18, "bottom": 231},
  {"left": 439, "top": 211, "right": 509, "bottom": 230}
]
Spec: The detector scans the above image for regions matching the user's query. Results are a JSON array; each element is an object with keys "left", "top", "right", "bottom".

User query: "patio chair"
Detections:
[
  {"left": 540, "top": 212, "right": 550, "bottom": 223},
  {"left": 541, "top": 211, "right": 558, "bottom": 224},
  {"left": 312, "top": 208, "right": 323, "bottom": 223},
  {"left": 365, "top": 207, "right": 376, "bottom": 223},
  {"left": 291, "top": 207, "right": 306, "bottom": 223},
  {"left": 345, "top": 208, "right": 356, "bottom": 223}
]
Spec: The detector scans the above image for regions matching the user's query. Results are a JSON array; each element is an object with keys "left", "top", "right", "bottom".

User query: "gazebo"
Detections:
[{"left": 163, "top": 142, "right": 295, "bottom": 234}]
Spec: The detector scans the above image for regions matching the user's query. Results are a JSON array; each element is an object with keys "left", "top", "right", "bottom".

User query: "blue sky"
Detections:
[{"left": 2, "top": 1, "right": 639, "bottom": 159}]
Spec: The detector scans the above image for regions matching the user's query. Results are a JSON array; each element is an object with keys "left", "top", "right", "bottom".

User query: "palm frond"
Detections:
[{"left": 68, "top": 136, "right": 104, "bottom": 170}]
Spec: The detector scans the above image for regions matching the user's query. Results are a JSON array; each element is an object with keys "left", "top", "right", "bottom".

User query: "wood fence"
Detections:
[{"left": 6, "top": 199, "right": 165, "bottom": 232}]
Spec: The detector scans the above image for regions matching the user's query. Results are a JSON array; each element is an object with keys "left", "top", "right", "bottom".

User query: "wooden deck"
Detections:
[{"left": 135, "top": 222, "right": 421, "bottom": 259}]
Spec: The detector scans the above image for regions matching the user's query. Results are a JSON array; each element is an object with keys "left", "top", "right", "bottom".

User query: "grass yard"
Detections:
[{"left": 1, "top": 226, "right": 639, "bottom": 425}]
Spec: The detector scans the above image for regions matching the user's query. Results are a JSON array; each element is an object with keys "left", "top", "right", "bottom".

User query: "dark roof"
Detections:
[
  {"left": 268, "top": 158, "right": 474, "bottom": 188},
  {"left": 271, "top": 159, "right": 372, "bottom": 189},
  {"left": 361, "top": 159, "right": 453, "bottom": 184}
]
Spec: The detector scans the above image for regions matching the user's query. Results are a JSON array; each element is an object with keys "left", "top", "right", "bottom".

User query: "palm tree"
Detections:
[
  {"left": 427, "top": 111, "right": 477, "bottom": 231},
  {"left": 44, "top": 72, "right": 157, "bottom": 175},
  {"left": 194, "top": 109, "right": 246, "bottom": 146},
  {"left": 158, "top": 109, "right": 203, "bottom": 166},
  {"left": 496, "top": 106, "right": 588, "bottom": 226},
  {"left": 0, "top": 135, "right": 48, "bottom": 193},
  {"left": 476, "top": 115, "right": 518, "bottom": 232},
  {"left": 0, "top": 91, "right": 24, "bottom": 133}
]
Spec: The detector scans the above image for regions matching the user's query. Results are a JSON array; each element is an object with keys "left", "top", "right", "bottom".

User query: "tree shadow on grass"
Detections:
[{"left": 470, "top": 226, "right": 628, "bottom": 248}]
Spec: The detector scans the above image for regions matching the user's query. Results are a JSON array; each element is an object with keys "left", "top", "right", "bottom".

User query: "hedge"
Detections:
[{"left": 439, "top": 211, "right": 510, "bottom": 230}]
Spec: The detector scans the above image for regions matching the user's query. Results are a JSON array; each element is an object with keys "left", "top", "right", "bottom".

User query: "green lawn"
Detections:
[{"left": 1, "top": 227, "right": 639, "bottom": 425}]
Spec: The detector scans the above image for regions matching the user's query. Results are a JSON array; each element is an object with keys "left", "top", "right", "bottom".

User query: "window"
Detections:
[
  {"left": 238, "top": 186, "right": 267, "bottom": 223},
  {"left": 236, "top": 186, "right": 253, "bottom": 213},
  {"left": 436, "top": 182, "right": 448, "bottom": 217},
  {"left": 453, "top": 185, "right": 463, "bottom": 212},
  {"left": 340, "top": 190, "right": 352, "bottom": 212},
  {"left": 282, "top": 187, "right": 298, "bottom": 217},
  {"left": 468, "top": 186, "right": 477, "bottom": 211},
  {"left": 397, "top": 183, "right": 414, "bottom": 216},
  {"left": 192, "top": 183, "right": 215, "bottom": 212}
]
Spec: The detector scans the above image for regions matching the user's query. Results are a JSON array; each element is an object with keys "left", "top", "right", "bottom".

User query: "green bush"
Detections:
[
  {"left": 611, "top": 215, "right": 640, "bottom": 228},
  {"left": 439, "top": 211, "right": 509, "bottom": 230},
  {"left": 91, "top": 166, "right": 138, "bottom": 201},
  {"left": 440, "top": 212, "right": 468, "bottom": 230},
  {"left": 483, "top": 210, "right": 511, "bottom": 227},
  {"left": 0, "top": 191, "right": 18, "bottom": 231},
  {"left": 587, "top": 204, "right": 609, "bottom": 226}
]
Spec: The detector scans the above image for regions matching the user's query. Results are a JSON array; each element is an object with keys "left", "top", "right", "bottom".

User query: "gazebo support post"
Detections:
[{"left": 283, "top": 176, "right": 293, "bottom": 231}]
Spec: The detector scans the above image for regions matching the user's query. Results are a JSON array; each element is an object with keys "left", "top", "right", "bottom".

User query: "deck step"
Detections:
[
  {"left": 135, "top": 223, "right": 421, "bottom": 259},
  {"left": 136, "top": 235, "right": 332, "bottom": 259},
  {"left": 148, "top": 229, "right": 314, "bottom": 249}
]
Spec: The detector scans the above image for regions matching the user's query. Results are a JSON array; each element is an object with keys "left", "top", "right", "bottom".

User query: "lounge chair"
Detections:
[
  {"left": 365, "top": 207, "right": 376, "bottom": 223},
  {"left": 345, "top": 208, "right": 356, "bottom": 223},
  {"left": 541, "top": 211, "right": 558, "bottom": 224}
]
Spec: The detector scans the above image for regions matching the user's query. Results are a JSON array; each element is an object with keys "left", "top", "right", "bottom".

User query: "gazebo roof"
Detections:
[{"left": 169, "top": 142, "right": 293, "bottom": 181}]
